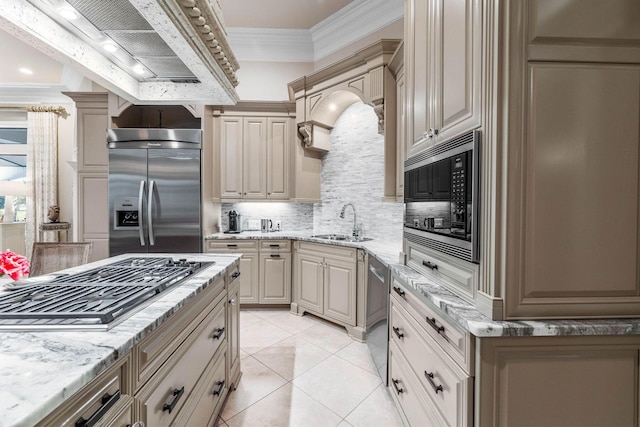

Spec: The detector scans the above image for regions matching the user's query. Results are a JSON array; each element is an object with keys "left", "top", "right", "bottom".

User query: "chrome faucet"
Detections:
[{"left": 340, "top": 203, "right": 360, "bottom": 240}]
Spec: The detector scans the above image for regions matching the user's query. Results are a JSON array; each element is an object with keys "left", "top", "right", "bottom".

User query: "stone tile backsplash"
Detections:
[
  {"left": 313, "top": 102, "right": 404, "bottom": 242},
  {"left": 222, "top": 101, "right": 403, "bottom": 241}
]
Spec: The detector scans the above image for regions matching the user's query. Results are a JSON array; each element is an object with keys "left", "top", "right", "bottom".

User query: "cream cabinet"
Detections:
[
  {"left": 260, "top": 252, "right": 292, "bottom": 304},
  {"left": 205, "top": 239, "right": 292, "bottom": 305},
  {"left": 206, "top": 240, "right": 259, "bottom": 304},
  {"left": 36, "top": 355, "right": 132, "bottom": 427},
  {"left": 389, "top": 273, "right": 473, "bottom": 427},
  {"left": 477, "top": 335, "right": 640, "bottom": 426},
  {"left": 227, "top": 264, "right": 242, "bottom": 389},
  {"left": 389, "top": 41, "right": 406, "bottom": 202},
  {"left": 405, "top": 0, "right": 482, "bottom": 158},
  {"left": 472, "top": 0, "right": 640, "bottom": 320},
  {"left": 293, "top": 241, "right": 365, "bottom": 339},
  {"left": 218, "top": 113, "right": 291, "bottom": 201}
]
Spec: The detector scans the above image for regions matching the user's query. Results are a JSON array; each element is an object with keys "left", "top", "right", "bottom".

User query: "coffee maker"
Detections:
[{"left": 227, "top": 210, "right": 242, "bottom": 233}]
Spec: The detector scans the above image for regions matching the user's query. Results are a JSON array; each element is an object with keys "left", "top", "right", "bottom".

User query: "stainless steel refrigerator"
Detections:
[{"left": 107, "top": 128, "right": 202, "bottom": 256}]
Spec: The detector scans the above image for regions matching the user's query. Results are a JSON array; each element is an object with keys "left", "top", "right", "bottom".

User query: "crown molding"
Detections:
[
  {"left": 312, "top": 0, "right": 403, "bottom": 60},
  {"left": 227, "top": 28, "right": 313, "bottom": 62},
  {"left": 226, "top": 0, "right": 403, "bottom": 63}
]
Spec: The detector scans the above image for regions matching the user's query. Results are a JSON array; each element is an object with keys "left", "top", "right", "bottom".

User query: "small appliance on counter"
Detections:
[{"left": 226, "top": 210, "right": 242, "bottom": 234}]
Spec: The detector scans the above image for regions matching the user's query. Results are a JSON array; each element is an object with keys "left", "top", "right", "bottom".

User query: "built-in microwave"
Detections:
[{"left": 404, "top": 130, "right": 480, "bottom": 263}]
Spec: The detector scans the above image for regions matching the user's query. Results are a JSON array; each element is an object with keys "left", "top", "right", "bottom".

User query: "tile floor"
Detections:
[{"left": 218, "top": 308, "right": 406, "bottom": 427}]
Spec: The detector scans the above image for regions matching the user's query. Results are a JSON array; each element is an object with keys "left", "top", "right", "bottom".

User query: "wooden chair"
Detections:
[{"left": 29, "top": 242, "right": 93, "bottom": 276}]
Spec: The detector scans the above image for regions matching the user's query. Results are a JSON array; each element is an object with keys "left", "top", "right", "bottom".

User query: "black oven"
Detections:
[{"left": 404, "top": 130, "right": 480, "bottom": 263}]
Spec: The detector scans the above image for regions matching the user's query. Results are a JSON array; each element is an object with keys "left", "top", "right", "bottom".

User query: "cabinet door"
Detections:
[
  {"left": 228, "top": 282, "right": 241, "bottom": 388},
  {"left": 324, "top": 257, "right": 357, "bottom": 326},
  {"left": 238, "top": 253, "right": 259, "bottom": 304},
  {"left": 266, "top": 118, "right": 290, "bottom": 200},
  {"left": 243, "top": 117, "right": 267, "bottom": 199},
  {"left": 220, "top": 117, "right": 243, "bottom": 198},
  {"left": 295, "top": 252, "right": 324, "bottom": 314},
  {"left": 431, "top": 0, "right": 482, "bottom": 143},
  {"left": 406, "top": 0, "right": 434, "bottom": 158},
  {"left": 507, "top": 63, "right": 640, "bottom": 318},
  {"left": 396, "top": 67, "right": 406, "bottom": 201},
  {"left": 260, "top": 252, "right": 292, "bottom": 304},
  {"left": 478, "top": 337, "right": 639, "bottom": 426}
]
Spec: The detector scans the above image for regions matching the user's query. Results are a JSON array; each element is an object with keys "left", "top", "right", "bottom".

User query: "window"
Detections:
[{"left": 0, "top": 127, "right": 28, "bottom": 222}]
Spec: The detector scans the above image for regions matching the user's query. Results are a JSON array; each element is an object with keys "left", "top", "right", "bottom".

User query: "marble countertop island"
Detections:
[{"left": 0, "top": 253, "right": 240, "bottom": 427}]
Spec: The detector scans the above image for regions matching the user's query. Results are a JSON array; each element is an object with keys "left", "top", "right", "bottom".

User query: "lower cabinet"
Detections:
[
  {"left": 293, "top": 241, "right": 365, "bottom": 339},
  {"left": 227, "top": 273, "right": 241, "bottom": 389},
  {"left": 36, "top": 355, "right": 133, "bottom": 427},
  {"left": 476, "top": 335, "right": 640, "bottom": 427},
  {"left": 205, "top": 239, "right": 291, "bottom": 305},
  {"left": 389, "top": 273, "right": 473, "bottom": 427}
]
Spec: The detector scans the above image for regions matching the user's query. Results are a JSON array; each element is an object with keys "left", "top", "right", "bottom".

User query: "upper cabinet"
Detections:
[
  {"left": 405, "top": 0, "right": 482, "bottom": 158},
  {"left": 212, "top": 102, "right": 318, "bottom": 202}
]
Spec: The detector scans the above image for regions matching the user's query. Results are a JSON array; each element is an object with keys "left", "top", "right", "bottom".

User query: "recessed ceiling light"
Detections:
[
  {"left": 133, "top": 65, "right": 146, "bottom": 75},
  {"left": 18, "top": 68, "right": 33, "bottom": 75},
  {"left": 58, "top": 6, "right": 78, "bottom": 20},
  {"left": 329, "top": 103, "right": 337, "bottom": 111},
  {"left": 102, "top": 41, "right": 118, "bottom": 53}
]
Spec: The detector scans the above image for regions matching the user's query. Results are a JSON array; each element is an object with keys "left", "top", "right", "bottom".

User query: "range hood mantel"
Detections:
[{"left": 0, "top": 0, "right": 239, "bottom": 105}]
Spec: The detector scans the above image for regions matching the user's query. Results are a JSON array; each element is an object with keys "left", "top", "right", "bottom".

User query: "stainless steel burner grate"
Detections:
[{"left": 0, "top": 257, "right": 212, "bottom": 331}]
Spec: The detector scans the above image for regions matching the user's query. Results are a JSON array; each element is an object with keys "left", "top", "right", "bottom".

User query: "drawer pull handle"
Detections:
[
  {"left": 270, "top": 254, "right": 281, "bottom": 258},
  {"left": 75, "top": 390, "right": 121, "bottom": 427},
  {"left": 392, "top": 286, "right": 405, "bottom": 297},
  {"left": 425, "top": 371, "right": 444, "bottom": 394},
  {"left": 212, "top": 327, "right": 225, "bottom": 340},
  {"left": 392, "top": 326, "right": 404, "bottom": 339},
  {"left": 269, "top": 244, "right": 280, "bottom": 248},
  {"left": 231, "top": 271, "right": 241, "bottom": 279},
  {"left": 391, "top": 378, "right": 404, "bottom": 395},
  {"left": 422, "top": 260, "right": 438, "bottom": 270},
  {"left": 426, "top": 317, "right": 445, "bottom": 335},
  {"left": 162, "top": 386, "right": 185, "bottom": 414},
  {"left": 213, "top": 380, "right": 225, "bottom": 396},
  {"left": 227, "top": 244, "right": 238, "bottom": 248}
]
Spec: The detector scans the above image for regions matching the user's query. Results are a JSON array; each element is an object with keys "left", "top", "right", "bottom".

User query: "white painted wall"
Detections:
[{"left": 235, "top": 61, "right": 313, "bottom": 101}]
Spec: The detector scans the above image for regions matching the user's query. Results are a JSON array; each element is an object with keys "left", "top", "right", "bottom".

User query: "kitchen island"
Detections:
[{"left": 0, "top": 253, "right": 240, "bottom": 427}]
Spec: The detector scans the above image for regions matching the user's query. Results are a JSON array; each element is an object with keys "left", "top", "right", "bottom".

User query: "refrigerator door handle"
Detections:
[
  {"left": 138, "top": 180, "right": 146, "bottom": 246},
  {"left": 148, "top": 179, "right": 155, "bottom": 246}
]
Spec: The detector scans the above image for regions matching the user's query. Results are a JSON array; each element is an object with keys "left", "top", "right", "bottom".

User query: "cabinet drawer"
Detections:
[
  {"left": 228, "top": 261, "right": 241, "bottom": 286},
  {"left": 136, "top": 296, "right": 227, "bottom": 426},
  {"left": 296, "top": 241, "right": 357, "bottom": 261},
  {"left": 389, "top": 341, "right": 444, "bottom": 426},
  {"left": 206, "top": 239, "right": 259, "bottom": 252},
  {"left": 391, "top": 274, "right": 473, "bottom": 374},
  {"left": 134, "top": 276, "right": 225, "bottom": 390},
  {"left": 259, "top": 239, "right": 291, "bottom": 252},
  {"left": 37, "top": 356, "right": 130, "bottom": 427},
  {"left": 405, "top": 239, "right": 478, "bottom": 304},
  {"left": 391, "top": 299, "right": 473, "bottom": 426},
  {"left": 175, "top": 349, "right": 228, "bottom": 427}
]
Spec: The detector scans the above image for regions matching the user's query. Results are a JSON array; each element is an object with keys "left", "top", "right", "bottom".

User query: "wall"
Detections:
[
  {"left": 235, "top": 61, "right": 313, "bottom": 101},
  {"left": 220, "top": 202, "right": 313, "bottom": 233},
  {"left": 313, "top": 101, "right": 403, "bottom": 242}
]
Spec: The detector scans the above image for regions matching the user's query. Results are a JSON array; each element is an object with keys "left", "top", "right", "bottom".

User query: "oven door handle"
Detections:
[
  {"left": 148, "top": 179, "right": 156, "bottom": 246},
  {"left": 138, "top": 180, "right": 146, "bottom": 246}
]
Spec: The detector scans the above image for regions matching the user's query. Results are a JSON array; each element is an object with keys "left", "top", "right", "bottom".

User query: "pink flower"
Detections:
[{"left": 0, "top": 250, "right": 30, "bottom": 281}]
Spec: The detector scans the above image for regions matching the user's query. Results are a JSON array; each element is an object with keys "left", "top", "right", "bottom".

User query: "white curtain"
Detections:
[{"left": 26, "top": 109, "right": 61, "bottom": 258}]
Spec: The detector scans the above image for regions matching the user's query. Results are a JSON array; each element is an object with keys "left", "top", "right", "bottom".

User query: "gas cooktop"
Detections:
[{"left": 0, "top": 257, "right": 212, "bottom": 331}]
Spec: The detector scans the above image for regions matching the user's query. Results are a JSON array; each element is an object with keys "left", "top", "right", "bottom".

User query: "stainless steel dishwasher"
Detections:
[{"left": 366, "top": 255, "right": 390, "bottom": 385}]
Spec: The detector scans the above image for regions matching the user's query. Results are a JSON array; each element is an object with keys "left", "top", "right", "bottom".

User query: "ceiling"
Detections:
[
  {"left": 0, "top": 0, "right": 402, "bottom": 106},
  {"left": 218, "top": 0, "right": 353, "bottom": 29}
]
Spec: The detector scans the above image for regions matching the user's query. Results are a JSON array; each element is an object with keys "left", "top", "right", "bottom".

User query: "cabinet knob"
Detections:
[
  {"left": 229, "top": 298, "right": 237, "bottom": 305},
  {"left": 425, "top": 128, "right": 439, "bottom": 138}
]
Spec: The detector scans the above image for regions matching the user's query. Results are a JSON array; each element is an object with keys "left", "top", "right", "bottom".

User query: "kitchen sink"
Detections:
[{"left": 311, "top": 234, "right": 373, "bottom": 242}]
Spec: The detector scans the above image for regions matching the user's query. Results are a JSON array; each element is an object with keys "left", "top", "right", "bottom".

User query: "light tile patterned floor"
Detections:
[{"left": 219, "top": 308, "right": 405, "bottom": 427}]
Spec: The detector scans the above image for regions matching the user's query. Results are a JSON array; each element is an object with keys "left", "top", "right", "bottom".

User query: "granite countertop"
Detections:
[
  {"left": 207, "top": 231, "right": 640, "bottom": 339},
  {"left": 205, "top": 231, "right": 403, "bottom": 267},
  {"left": 0, "top": 253, "right": 240, "bottom": 427}
]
